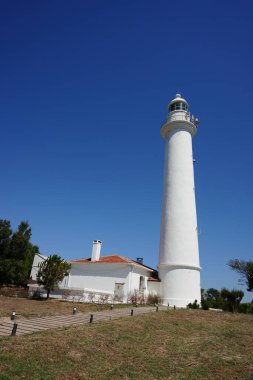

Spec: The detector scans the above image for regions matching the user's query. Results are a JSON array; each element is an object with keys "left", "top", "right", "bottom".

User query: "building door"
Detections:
[{"left": 114, "top": 283, "right": 124, "bottom": 302}]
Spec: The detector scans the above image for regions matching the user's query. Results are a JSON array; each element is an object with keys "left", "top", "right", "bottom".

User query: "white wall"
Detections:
[
  {"left": 159, "top": 266, "right": 200, "bottom": 307},
  {"left": 147, "top": 281, "right": 160, "bottom": 295},
  {"left": 128, "top": 266, "right": 151, "bottom": 298},
  {"left": 30, "top": 254, "right": 47, "bottom": 281},
  {"left": 68, "top": 263, "right": 130, "bottom": 295},
  {"left": 63, "top": 263, "right": 152, "bottom": 302},
  {"left": 159, "top": 128, "right": 199, "bottom": 267}
]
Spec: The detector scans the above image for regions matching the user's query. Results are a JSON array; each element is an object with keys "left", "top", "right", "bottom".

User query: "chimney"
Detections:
[
  {"left": 136, "top": 257, "right": 143, "bottom": 265},
  {"left": 91, "top": 240, "right": 102, "bottom": 261}
]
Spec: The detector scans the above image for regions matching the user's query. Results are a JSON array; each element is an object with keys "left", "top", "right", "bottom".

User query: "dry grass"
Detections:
[
  {"left": 0, "top": 296, "right": 128, "bottom": 319},
  {"left": 0, "top": 309, "right": 252, "bottom": 379}
]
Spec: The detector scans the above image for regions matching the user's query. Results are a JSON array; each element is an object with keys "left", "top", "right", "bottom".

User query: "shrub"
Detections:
[
  {"left": 238, "top": 303, "right": 253, "bottom": 314},
  {"left": 128, "top": 290, "right": 145, "bottom": 305},
  {"left": 187, "top": 300, "right": 200, "bottom": 309},
  {"left": 0, "top": 286, "right": 29, "bottom": 298},
  {"left": 146, "top": 293, "right": 162, "bottom": 305},
  {"left": 31, "top": 289, "right": 43, "bottom": 300},
  {"left": 98, "top": 294, "right": 110, "bottom": 304},
  {"left": 202, "top": 287, "right": 244, "bottom": 312},
  {"left": 201, "top": 299, "right": 210, "bottom": 310},
  {"left": 61, "top": 289, "right": 71, "bottom": 300},
  {"left": 87, "top": 292, "right": 96, "bottom": 303}
]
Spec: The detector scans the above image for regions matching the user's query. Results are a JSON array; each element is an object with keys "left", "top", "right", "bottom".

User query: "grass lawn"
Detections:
[
  {"left": 0, "top": 309, "right": 252, "bottom": 379},
  {"left": 0, "top": 296, "right": 130, "bottom": 319}
]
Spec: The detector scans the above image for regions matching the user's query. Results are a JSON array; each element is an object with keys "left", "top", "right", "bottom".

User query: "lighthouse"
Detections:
[{"left": 158, "top": 94, "right": 201, "bottom": 308}]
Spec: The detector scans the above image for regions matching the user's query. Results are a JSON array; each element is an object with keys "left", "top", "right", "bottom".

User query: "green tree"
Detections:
[
  {"left": 0, "top": 220, "right": 13, "bottom": 284},
  {"left": 0, "top": 219, "right": 12, "bottom": 258},
  {"left": 0, "top": 220, "right": 39, "bottom": 286},
  {"left": 10, "top": 222, "right": 39, "bottom": 286},
  {"left": 220, "top": 288, "right": 244, "bottom": 312},
  {"left": 201, "top": 288, "right": 222, "bottom": 309},
  {"left": 228, "top": 259, "right": 253, "bottom": 292},
  {"left": 37, "top": 255, "right": 71, "bottom": 299}
]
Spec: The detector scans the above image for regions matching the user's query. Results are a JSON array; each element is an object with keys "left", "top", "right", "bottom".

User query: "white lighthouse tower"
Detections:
[{"left": 158, "top": 93, "right": 201, "bottom": 308}]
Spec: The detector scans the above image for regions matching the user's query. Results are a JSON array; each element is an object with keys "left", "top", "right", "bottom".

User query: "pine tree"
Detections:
[{"left": 0, "top": 220, "right": 39, "bottom": 286}]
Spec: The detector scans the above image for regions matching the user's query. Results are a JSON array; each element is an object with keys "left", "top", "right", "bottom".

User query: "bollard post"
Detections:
[
  {"left": 73, "top": 307, "right": 77, "bottom": 315},
  {"left": 131, "top": 309, "right": 134, "bottom": 316},
  {"left": 11, "top": 311, "right": 16, "bottom": 321},
  {"left": 156, "top": 306, "right": 159, "bottom": 312},
  {"left": 90, "top": 314, "right": 93, "bottom": 323},
  {"left": 11, "top": 323, "right": 18, "bottom": 337}
]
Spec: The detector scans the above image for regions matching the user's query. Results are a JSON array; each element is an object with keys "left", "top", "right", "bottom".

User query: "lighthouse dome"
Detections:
[{"left": 168, "top": 93, "right": 189, "bottom": 112}]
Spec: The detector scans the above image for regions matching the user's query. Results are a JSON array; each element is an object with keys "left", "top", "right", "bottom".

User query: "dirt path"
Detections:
[{"left": 0, "top": 306, "right": 165, "bottom": 337}]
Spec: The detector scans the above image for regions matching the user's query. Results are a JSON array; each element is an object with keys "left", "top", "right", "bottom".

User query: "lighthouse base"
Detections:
[{"left": 158, "top": 264, "right": 201, "bottom": 308}]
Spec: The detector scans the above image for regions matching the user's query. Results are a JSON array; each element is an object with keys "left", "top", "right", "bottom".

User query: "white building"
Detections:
[{"left": 29, "top": 240, "right": 160, "bottom": 303}]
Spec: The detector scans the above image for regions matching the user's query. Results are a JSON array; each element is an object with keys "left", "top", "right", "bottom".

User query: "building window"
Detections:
[{"left": 139, "top": 276, "right": 145, "bottom": 291}]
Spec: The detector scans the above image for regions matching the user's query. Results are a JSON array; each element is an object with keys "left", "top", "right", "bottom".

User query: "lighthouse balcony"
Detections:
[
  {"left": 167, "top": 111, "right": 191, "bottom": 123},
  {"left": 161, "top": 112, "right": 191, "bottom": 128}
]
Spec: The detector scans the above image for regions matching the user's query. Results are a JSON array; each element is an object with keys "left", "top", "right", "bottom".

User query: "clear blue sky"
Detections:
[{"left": 1, "top": 1, "right": 252, "bottom": 301}]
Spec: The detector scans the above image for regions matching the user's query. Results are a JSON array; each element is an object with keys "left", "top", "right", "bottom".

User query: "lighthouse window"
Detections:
[{"left": 170, "top": 102, "right": 188, "bottom": 112}]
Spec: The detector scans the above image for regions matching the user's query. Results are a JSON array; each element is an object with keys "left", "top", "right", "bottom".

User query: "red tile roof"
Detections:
[{"left": 69, "top": 255, "right": 155, "bottom": 272}]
